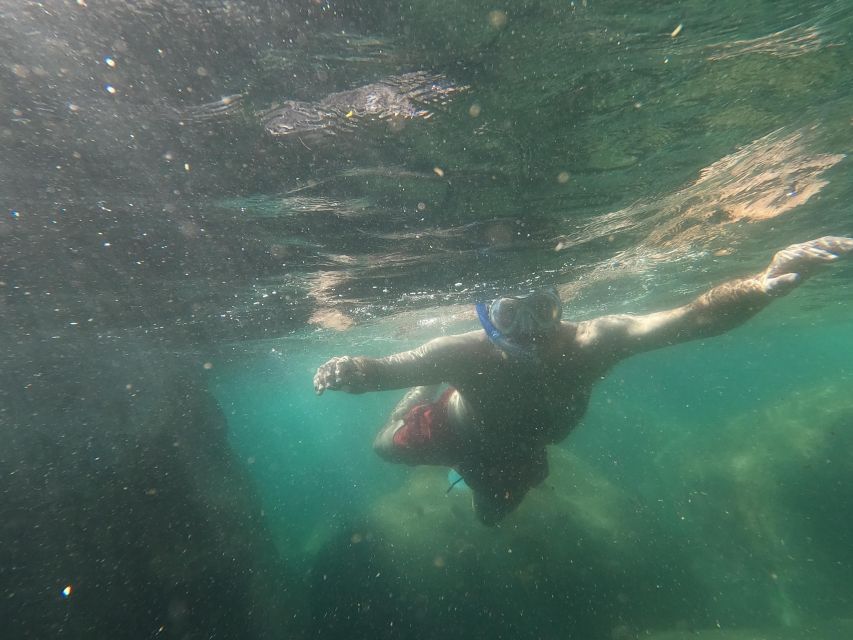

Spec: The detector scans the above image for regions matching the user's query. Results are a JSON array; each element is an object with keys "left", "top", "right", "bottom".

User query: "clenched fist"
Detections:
[{"left": 313, "top": 356, "right": 367, "bottom": 395}]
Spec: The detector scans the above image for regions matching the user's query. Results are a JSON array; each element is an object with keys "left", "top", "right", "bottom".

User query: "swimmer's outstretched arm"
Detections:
[
  {"left": 313, "top": 331, "right": 485, "bottom": 395},
  {"left": 576, "top": 236, "right": 852, "bottom": 361}
]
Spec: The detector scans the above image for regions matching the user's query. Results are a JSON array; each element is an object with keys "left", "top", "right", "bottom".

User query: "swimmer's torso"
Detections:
[{"left": 444, "top": 324, "right": 604, "bottom": 450}]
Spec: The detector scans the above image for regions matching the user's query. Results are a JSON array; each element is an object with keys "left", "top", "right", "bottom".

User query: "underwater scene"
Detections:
[{"left": 1, "top": 0, "right": 853, "bottom": 638}]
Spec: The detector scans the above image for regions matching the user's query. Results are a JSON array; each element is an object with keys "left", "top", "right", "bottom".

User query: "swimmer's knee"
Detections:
[
  {"left": 373, "top": 420, "right": 404, "bottom": 463},
  {"left": 391, "top": 385, "right": 439, "bottom": 421}
]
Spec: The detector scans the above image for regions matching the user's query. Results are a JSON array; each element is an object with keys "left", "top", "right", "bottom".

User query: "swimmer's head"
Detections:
[
  {"left": 488, "top": 286, "right": 563, "bottom": 340},
  {"left": 476, "top": 286, "right": 563, "bottom": 358}
]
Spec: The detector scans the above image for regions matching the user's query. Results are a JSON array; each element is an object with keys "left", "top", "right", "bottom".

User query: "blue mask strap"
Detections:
[
  {"left": 475, "top": 302, "right": 537, "bottom": 361},
  {"left": 475, "top": 302, "right": 501, "bottom": 342}
]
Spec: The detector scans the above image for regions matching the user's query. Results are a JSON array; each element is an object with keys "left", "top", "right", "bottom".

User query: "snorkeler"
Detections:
[{"left": 313, "top": 236, "right": 853, "bottom": 525}]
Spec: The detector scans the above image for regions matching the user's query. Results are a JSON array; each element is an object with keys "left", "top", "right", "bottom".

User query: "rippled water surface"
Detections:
[{"left": 2, "top": 1, "right": 852, "bottom": 639}]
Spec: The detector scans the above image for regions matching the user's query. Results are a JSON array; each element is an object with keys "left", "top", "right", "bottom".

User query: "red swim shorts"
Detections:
[{"left": 391, "top": 388, "right": 459, "bottom": 466}]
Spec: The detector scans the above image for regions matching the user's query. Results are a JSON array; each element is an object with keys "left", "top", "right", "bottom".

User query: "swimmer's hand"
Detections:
[
  {"left": 314, "top": 356, "right": 367, "bottom": 395},
  {"left": 758, "top": 236, "right": 853, "bottom": 297}
]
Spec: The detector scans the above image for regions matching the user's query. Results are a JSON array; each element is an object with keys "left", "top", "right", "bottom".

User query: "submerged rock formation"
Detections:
[
  {"left": 301, "top": 382, "right": 853, "bottom": 639},
  {"left": 0, "top": 338, "right": 301, "bottom": 639},
  {"left": 667, "top": 382, "right": 853, "bottom": 630},
  {"left": 303, "top": 448, "right": 697, "bottom": 640}
]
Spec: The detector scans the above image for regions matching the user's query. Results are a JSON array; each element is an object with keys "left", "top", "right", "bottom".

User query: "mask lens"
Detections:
[
  {"left": 489, "top": 297, "right": 521, "bottom": 333},
  {"left": 489, "top": 290, "right": 562, "bottom": 336},
  {"left": 529, "top": 292, "right": 561, "bottom": 326}
]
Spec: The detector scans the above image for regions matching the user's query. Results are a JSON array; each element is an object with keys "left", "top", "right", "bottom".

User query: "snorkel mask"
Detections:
[{"left": 476, "top": 287, "right": 563, "bottom": 360}]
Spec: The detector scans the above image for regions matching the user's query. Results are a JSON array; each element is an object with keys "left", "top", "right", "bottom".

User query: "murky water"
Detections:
[{"left": 1, "top": 1, "right": 852, "bottom": 638}]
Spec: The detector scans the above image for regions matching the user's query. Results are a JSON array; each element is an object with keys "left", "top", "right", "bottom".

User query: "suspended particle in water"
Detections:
[
  {"left": 202, "top": 362, "right": 213, "bottom": 370},
  {"left": 104, "top": 84, "right": 117, "bottom": 95},
  {"left": 433, "top": 167, "right": 445, "bottom": 178},
  {"left": 9, "top": 210, "right": 20, "bottom": 219},
  {"left": 61, "top": 585, "right": 72, "bottom": 598},
  {"left": 670, "top": 24, "right": 683, "bottom": 38},
  {"left": 557, "top": 171, "right": 570, "bottom": 184},
  {"left": 104, "top": 56, "right": 116, "bottom": 68},
  {"left": 488, "top": 10, "right": 507, "bottom": 30},
  {"left": 468, "top": 103, "right": 482, "bottom": 118},
  {"left": 387, "top": 116, "right": 406, "bottom": 133}
]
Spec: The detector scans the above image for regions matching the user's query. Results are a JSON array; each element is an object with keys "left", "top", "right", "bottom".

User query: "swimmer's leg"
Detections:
[
  {"left": 374, "top": 385, "right": 458, "bottom": 465},
  {"left": 373, "top": 385, "right": 439, "bottom": 462},
  {"left": 471, "top": 489, "right": 527, "bottom": 527},
  {"left": 390, "top": 385, "right": 440, "bottom": 422},
  {"left": 465, "top": 449, "right": 549, "bottom": 526}
]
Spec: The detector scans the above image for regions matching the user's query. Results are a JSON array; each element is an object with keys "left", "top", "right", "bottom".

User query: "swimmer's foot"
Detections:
[{"left": 471, "top": 490, "right": 507, "bottom": 527}]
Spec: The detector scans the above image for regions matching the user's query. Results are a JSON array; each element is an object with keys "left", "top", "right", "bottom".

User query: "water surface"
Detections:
[{"left": 1, "top": 0, "right": 852, "bottom": 638}]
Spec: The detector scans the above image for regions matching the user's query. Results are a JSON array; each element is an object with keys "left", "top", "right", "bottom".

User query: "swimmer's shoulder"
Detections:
[
  {"left": 420, "top": 329, "right": 491, "bottom": 356},
  {"left": 556, "top": 321, "right": 581, "bottom": 350}
]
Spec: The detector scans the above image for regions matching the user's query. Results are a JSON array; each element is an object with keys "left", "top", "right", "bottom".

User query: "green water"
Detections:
[
  {"left": 209, "top": 290, "right": 853, "bottom": 638},
  {"left": 3, "top": 0, "right": 853, "bottom": 637}
]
